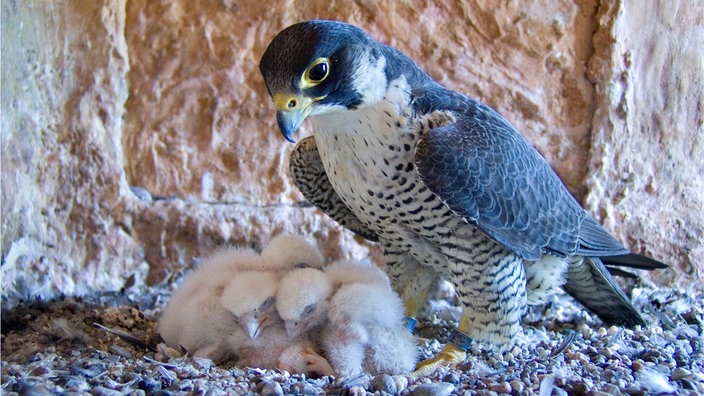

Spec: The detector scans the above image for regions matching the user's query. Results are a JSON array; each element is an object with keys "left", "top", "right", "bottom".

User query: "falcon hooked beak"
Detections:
[
  {"left": 273, "top": 93, "right": 316, "bottom": 143},
  {"left": 239, "top": 311, "right": 267, "bottom": 339}
]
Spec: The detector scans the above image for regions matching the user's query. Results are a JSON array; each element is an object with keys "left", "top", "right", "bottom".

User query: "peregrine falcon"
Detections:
[{"left": 259, "top": 20, "right": 666, "bottom": 374}]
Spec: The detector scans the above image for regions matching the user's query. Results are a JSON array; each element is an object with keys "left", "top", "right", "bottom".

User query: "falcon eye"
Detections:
[
  {"left": 308, "top": 62, "right": 328, "bottom": 81},
  {"left": 302, "top": 57, "right": 330, "bottom": 87}
]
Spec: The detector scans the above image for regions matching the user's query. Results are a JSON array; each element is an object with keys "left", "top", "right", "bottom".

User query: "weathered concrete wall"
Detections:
[{"left": 2, "top": 0, "right": 701, "bottom": 299}]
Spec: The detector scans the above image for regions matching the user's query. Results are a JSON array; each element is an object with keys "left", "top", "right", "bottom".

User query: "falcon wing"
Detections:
[
  {"left": 414, "top": 97, "right": 628, "bottom": 260},
  {"left": 290, "top": 136, "right": 379, "bottom": 242}
]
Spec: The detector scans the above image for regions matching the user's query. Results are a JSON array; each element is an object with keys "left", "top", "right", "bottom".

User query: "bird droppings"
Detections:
[{"left": 2, "top": 285, "right": 703, "bottom": 395}]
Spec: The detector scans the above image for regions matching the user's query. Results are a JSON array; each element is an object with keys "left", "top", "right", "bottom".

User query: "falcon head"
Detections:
[{"left": 259, "top": 20, "right": 391, "bottom": 142}]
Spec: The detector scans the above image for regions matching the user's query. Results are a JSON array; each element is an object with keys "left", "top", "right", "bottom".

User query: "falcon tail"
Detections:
[
  {"left": 601, "top": 253, "right": 668, "bottom": 271},
  {"left": 605, "top": 252, "right": 668, "bottom": 279},
  {"left": 564, "top": 256, "right": 646, "bottom": 327}
]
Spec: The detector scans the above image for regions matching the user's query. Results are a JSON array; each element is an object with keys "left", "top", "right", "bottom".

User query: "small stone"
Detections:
[
  {"left": 410, "top": 382, "right": 455, "bottom": 396},
  {"left": 138, "top": 378, "right": 161, "bottom": 393},
  {"left": 490, "top": 381, "right": 512, "bottom": 394},
  {"left": 552, "top": 387, "right": 568, "bottom": 396},
  {"left": 598, "top": 347, "right": 613, "bottom": 359},
  {"left": 347, "top": 385, "right": 367, "bottom": 396},
  {"left": 442, "top": 372, "right": 460, "bottom": 384},
  {"left": 567, "top": 381, "right": 589, "bottom": 395},
  {"left": 372, "top": 374, "right": 397, "bottom": 394},
  {"left": 579, "top": 324, "right": 592, "bottom": 340},
  {"left": 537, "top": 348, "right": 550, "bottom": 358},
  {"left": 260, "top": 381, "right": 283, "bottom": 396},
  {"left": 130, "top": 186, "right": 153, "bottom": 202},
  {"left": 393, "top": 375, "right": 409, "bottom": 393},
  {"left": 671, "top": 367, "right": 691, "bottom": 380},
  {"left": 510, "top": 346, "right": 522, "bottom": 357},
  {"left": 509, "top": 379, "right": 524, "bottom": 394},
  {"left": 592, "top": 355, "right": 606, "bottom": 365},
  {"left": 109, "top": 344, "right": 133, "bottom": 359},
  {"left": 632, "top": 360, "right": 644, "bottom": 371},
  {"left": 290, "top": 382, "right": 318, "bottom": 395},
  {"left": 29, "top": 366, "right": 49, "bottom": 376}
]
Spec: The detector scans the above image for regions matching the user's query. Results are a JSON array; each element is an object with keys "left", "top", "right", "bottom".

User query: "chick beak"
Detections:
[
  {"left": 274, "top": 93, "right": 315, "bottom": 143},
  {"left": 284, "top": 320, "right": 304, "bottom": 340},
  {"left": 241, "top": 312, "right": 263, "bottom": 340}
]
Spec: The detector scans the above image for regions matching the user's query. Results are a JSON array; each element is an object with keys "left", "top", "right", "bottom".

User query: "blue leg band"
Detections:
[
  {"left": 403, "top": 316, "right": 417, "bottom": 332},
  {"left": 448, "top": 328, "right": 473, "bottom": 351}
]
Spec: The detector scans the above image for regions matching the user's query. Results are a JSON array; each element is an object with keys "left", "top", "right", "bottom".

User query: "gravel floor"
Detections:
[{"left": 2, "top": 280, "right": 703, "bottom": 395}]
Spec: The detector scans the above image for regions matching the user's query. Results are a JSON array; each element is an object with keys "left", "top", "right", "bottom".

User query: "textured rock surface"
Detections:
[
  {"left": 2, "top": 0, "right": 701, "bottom": 298},
  {"left": 584, "top": 1, "right": 704, "bottom": 286}
]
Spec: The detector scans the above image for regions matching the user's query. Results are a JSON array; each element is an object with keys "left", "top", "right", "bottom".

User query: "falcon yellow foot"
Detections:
[{"left": 411, "top": 343, "right": 466, "bottom": 378}]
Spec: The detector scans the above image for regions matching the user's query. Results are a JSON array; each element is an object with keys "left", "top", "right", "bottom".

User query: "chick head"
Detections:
[
  {"left": 260, "top": 234, "right": 325, "bottom": 271},
  {"left": 276, "top": 267, "right": 331, "bottom": 339},
  {"left": 221, "top": 271, "right": 279, "bottom": 340}
]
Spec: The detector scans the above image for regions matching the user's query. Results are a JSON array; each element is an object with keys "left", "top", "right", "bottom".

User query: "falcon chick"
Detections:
[
  {"left": 158, "top": 246, "right": 261, "bottom": 362},
  {"left": 278, "top": 260, "right": 416, "bottom": 378},
  {"left": 319, "top": 262, "right": 418, "bottom": 378},
  {"left": 259, "top": 20, "right": 667, "bottom": 374},
  {"left": 221, "top": 270, "right": 313, "bottom": 372}
]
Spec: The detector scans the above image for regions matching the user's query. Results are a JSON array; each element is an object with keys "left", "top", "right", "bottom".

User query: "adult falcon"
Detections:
[{"left": 259, "top": 20, "right": 666, "bottom": 374}]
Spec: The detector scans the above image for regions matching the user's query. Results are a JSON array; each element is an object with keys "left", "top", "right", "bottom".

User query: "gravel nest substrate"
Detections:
[{"left": 2, "top": 282, "right": 703, "bottom": 395}]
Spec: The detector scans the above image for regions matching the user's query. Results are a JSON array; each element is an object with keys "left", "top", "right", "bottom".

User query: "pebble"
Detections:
[
  {"left": 442, "top": 372, "right": 460, "bottom": 384},
  {"left": 490, "top": 381, "right": 511, "bottom": 393},
  {"left": 393, "top": 375, "right": 409, "bottom": 393},
  {"left": 598, "top": 347, "right": 613, "bottom": 359},
  {"left": 290, "top": 382, "right": 319, "bottom": 395},
  {"left": 371, "top": 374, "right": 397, "bottom": 395},
  {"left": 260, "top": 380, "right": 284, "bottom": 396},
  {"left": 410, "top": 382, "right": 455, "bottom": 396},
  {"left": 509, "top": 379, "right": 524, "bottom": 394},
  {"left": 671, "top": 367, "right": 691, "bottom": 380}
]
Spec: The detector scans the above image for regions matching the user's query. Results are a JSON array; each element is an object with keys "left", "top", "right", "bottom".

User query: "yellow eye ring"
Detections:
[{"left": 301, "top": 57, "right": 330, "bottom": 88}]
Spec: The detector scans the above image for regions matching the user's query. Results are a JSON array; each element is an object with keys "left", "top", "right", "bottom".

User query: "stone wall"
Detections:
[{"left": 2, "top": 0, "right": 702, "bottom": 299}]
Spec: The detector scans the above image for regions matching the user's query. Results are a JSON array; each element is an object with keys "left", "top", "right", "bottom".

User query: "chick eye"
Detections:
[
  {"left": 301, "top": 304, "right": 316, "bottom": 317},
  {"left": 259, "top": 297, "right": 274, "bottom": 311},
  {"left": 303, "top": 58, "right": 330, "bottom": 86}
]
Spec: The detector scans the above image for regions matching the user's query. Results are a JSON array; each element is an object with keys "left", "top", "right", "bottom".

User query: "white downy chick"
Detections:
[
  {"left": 158, "top": 246, "right": 262, "bottom": 362},
  {"left": 259, "top": 234, "right": 325, "bottom": 271},
  {"left": 322, "top": 281, "right": 418, "bottom": 377},
  {"left": 221, "top": 269, "right": 316, "bottom": 373},
  {"left": 300, "top": 259, "right": 417, "bottom": 378}
]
